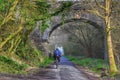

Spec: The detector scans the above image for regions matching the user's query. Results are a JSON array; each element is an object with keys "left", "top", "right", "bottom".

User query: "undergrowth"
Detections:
[
  {"left": 0, "top": 55, "right": 53, "bottom": 74},
  {"left": 0, "top": 56, "right": 28, "bottom": 74},
  {"left": 39, "top": 57, "right": 53, "bottom": 68}
]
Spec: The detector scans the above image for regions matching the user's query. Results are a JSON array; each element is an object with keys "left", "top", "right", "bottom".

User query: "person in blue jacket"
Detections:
[{"left": 53, "top": 47, "right": 61, "bottom": 62}]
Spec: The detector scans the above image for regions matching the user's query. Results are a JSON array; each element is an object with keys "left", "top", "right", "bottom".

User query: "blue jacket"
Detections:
[{"left": 54, "top": 49, "right": 61, "bottom": 57}]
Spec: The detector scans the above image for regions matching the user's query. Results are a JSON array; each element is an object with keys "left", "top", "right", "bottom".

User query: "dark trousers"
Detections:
[{"left": 53, "top": 55, "right": 60, "bottom": 62}]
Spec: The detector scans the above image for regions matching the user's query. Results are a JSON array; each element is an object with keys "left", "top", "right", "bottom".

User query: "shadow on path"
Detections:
[{"left": 59, "top": 57, "right": 74, "bottom": 66}]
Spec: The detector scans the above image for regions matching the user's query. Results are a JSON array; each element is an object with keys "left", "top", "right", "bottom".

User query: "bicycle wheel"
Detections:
[{"left": 55, "top": 59, "right": 58, "bottom": 69}]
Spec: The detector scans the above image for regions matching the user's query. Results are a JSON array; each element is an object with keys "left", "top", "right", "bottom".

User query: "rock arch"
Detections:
[
  {"left": 42, "top": 17, "right": 104, "bottom": 41},
  {"left": 49, "top": 18, "right": 104, "bottom": 37}
]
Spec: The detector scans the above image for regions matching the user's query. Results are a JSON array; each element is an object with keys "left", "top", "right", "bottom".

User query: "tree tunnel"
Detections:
[{"left": 41, "top": 17, "right": 105, "bottom": 58}]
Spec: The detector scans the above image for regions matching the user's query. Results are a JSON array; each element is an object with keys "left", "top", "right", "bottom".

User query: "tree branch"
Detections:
[
  {"left": 87, "top": 2, "right": 105, "bottom": 19},
  {"left": 0, "top": 22, "right": 23, "bottom": 49},
  {"left": 12, "top": 37, "right": 21, "bottom": 54},
  {"left": 87, "top": 10, "right": 105, "bottom": 19},
  {"left": 0, "top": 0, "right": 18, "bottom": 28},
  {"left": 8, "top": 35, "right": 21, "bottom": 54},
  {"left": 95, "top": 0, "right": 106, "bottom": 10}
]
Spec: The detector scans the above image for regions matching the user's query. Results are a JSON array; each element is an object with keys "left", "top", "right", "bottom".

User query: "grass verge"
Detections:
[{"left": 67, "top": 56, "right": 108, "bottom": 74}]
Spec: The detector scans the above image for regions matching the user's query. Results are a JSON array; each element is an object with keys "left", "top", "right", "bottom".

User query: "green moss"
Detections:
[
  {"left": 40, "top": 19, "right": 49, "bottom": 32},
  {"left": 51, "top": 2, "right": 72, "bottom": 16}
]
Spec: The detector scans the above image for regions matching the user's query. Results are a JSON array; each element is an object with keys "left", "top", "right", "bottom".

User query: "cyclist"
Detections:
[{"left": 53, "top": 47, "right": 61, "bottom": 63}]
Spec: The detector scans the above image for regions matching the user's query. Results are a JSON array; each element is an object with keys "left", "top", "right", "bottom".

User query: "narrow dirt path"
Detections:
[{"left": 0, "top": 57, "right": 100, "bottom": 80}]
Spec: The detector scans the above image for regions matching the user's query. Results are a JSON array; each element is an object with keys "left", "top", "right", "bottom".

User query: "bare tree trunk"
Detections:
[{"left": 105, "top": 0, "right": 118, "bottom": 76}]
